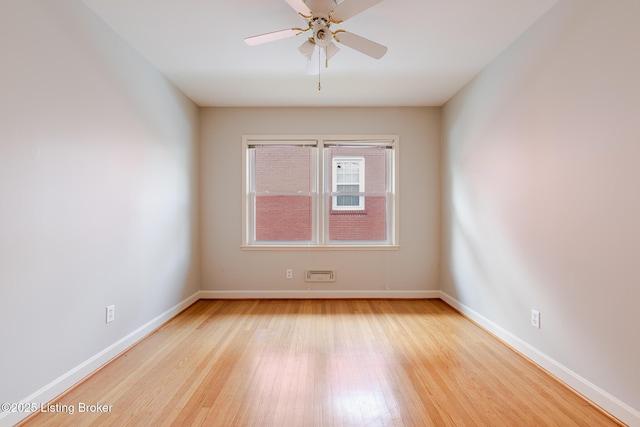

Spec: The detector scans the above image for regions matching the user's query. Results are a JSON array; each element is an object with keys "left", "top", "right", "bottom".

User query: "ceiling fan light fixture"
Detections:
[
  {"left": 306, "top": 41, "right": 339, "bottom": 75},
  {"left": 326, "top": 42, "right": 340, "bottom": 60},
  {"left": 298, "top": 39, "right": 316, "bottom": 60}
]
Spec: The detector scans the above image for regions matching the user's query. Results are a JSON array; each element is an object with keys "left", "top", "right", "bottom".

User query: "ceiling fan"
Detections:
[{"left": 245, "top": 0, "right": 387, "bottom": 80}]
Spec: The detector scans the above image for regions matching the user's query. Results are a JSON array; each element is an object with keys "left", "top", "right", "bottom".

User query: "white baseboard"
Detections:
[
  {"left": 439, "top": 291, "right": 640, "bottom": 427},
  {"left": 0, "top": 291, "right": 200, "bottom": 427},
  {"left": 198, "top": 289, "right": 441, "bottom": 299}
]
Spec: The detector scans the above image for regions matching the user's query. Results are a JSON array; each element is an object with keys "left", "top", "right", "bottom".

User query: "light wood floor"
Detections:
[{"left": 21, "top": 299, "right": 622, "bottom": 427}]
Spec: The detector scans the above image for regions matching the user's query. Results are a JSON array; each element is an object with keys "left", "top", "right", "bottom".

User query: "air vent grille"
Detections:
[{"left": 305, "top": 270, "right": 335, "bottom": 282}]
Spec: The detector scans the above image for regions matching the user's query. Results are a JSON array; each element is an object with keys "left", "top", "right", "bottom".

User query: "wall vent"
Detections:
[{"left": 305, "top": 270, "right": 335, "bottom": 282}]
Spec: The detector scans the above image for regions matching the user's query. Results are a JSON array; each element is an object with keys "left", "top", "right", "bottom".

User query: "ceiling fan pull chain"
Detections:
[{"left": 318, "top": 48, "right": 322, "bottom": 91}]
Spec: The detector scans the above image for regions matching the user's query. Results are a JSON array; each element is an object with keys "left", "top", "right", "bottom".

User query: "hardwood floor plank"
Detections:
[{"left": 19, "top": 299, "right": 622, "bottom": 427}]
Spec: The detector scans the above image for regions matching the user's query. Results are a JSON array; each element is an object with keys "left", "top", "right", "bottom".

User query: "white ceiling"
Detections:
[{"left": 82, "top": 0, "right": 559, "bottom": 107}]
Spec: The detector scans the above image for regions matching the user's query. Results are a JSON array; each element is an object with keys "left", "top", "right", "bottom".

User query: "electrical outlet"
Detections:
[
  {"left": 106, "top": 305, "right": 115, "bottom": 323},
  {"left": 286, "top": 269, "right": 293, "bottom": 279},
  {"left": 531, "top": 309, "right": 540, "bottom": 329}
]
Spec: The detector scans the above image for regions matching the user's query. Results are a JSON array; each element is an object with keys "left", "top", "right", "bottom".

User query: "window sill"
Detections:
[
  {"left": 241, "top": 245, "right": 400, "bottom": 251},
  {"left": 329, "top": 210, "right": 368, "bottom": 215}
]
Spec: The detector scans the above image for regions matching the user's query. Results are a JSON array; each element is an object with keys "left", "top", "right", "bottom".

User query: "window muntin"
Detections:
[{"left": 243, "top": 136, "right": 398, "bottom": 248}]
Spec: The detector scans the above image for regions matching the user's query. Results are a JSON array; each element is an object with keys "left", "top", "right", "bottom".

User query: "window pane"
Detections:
[
  {"left": 255, "top": 145, "right": 312, "bottom": 193},
  {"left": 255, "top": 195, "right": 312, "bottom": 241},
  {"left": 336, "top": 196, "right": 359, "bottom": 206},
  {"left": 336, "top": 184, "right": 360, "bottom": 207},
  {"left": 327, "top": 146, "right": 389, "bottom": 242},
  {"left": 253, "top": 145, "right": 314, "bottom": 242},
  {"left": 328, "top": 195, "right": 387, "bottom": 241}
]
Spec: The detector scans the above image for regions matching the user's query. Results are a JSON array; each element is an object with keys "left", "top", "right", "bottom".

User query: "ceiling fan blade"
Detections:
[
  {"left": 334, "top": 31, "right": 387, "bottom": 59},
  {"left": 331, "top": 0, "right": 384, "bottom": 22},
  {"left": 244, "top": 28, "right": 303, "bottom": 46},
  {"left": 306, "top": 0, "right": 331, "bottom": 15},
  {"left": 285, "top": 0, "right": 312, "bottom": 16}
]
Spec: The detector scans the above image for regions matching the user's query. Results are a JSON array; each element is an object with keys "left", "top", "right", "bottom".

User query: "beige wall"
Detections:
[
  {"left": 0, "top": 1, "right": 199, "bottom": 421},
  {"left": 441, "top": 0, "right": 640, "bottom": 423},
  {"left": 200, "top": 107, "right": 440, "bottom": 295}
]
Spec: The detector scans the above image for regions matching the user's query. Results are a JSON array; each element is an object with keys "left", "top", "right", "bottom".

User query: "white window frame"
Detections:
[
  {"left": 332, "top": 156, "right": 365, "bottom": 211},
  {"left": 242, "top": 135, "right": 399, "bottom": 250}
]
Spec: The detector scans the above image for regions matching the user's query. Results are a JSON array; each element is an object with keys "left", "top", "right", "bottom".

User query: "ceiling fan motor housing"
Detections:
[{"left": 312, "top": 19, "right": 332, "bottom": 47}]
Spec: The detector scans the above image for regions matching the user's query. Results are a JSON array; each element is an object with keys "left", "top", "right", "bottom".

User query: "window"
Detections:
[
  {"left": 243, "top": 135, "right": 398, "bottom": 248},
  {"left": 332, "top": 157, "right": 365, "bottom": 211}
]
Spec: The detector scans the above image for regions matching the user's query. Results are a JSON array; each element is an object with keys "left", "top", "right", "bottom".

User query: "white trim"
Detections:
[
  {"left": 199, "top": 290, "right": 440, "bottom": 300},
  {"left": 439, "top": 291, "right": 639, "bottom": 427},
  {"left": 0, "top": 291, "right": 200, "bottom": 427}
]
